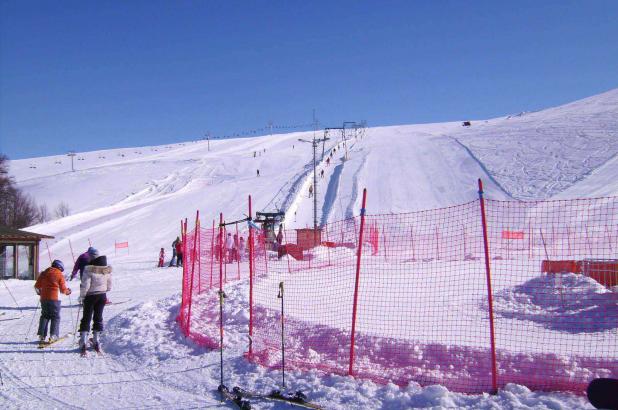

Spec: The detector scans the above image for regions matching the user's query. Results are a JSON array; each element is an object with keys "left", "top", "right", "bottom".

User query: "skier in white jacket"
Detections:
[
  {"left": 225, "top": 233, "right": 234, "bottom": 263},
  {"left": 78, "top": 255, "right": 112, "bottom": 353}
]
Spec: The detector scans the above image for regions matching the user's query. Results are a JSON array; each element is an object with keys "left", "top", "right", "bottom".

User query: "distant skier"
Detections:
[
  {"left": 158, "top": 248, "right": 165, "bottom": 267},
  {"left": 233, "top": 233, "right": 240, "bottom": 262},
  {"left": 70, "top": 247, "right": 99, "bottom": 281},
  {"left": 78, "top": 255, "right": 112, "bottom": 355},
  {"left": 34, "top": 260, "right": 72, "bottom": 344},
  {"left": 276, "top": 225, "right": 284, "bottom": 248},
  {"left": 169, "top": 237, "right": 179, "bottom": 267},
  {"left": 239, "top": 236, "right": 246, "bottom": 261},
  {"left": 225, "top": 233, "right": 234, "bottom": 263},
  {"left": 175, "top": 239, "right": 184, "bottom": 267},
  {"left": 308, "top": 185, "right": 313, "bottom": 198},
  {"left": 320, "top": 169, "right": 324, "bottom": 178},
  {"left": 257, "top": 169, "right": 260, "bottom": 177},
  {"left": 215, "top": 232, "right": 222, "bottom": 262},
  {"left": 326, "top": 157, "right": 330, "bottom": 166}
]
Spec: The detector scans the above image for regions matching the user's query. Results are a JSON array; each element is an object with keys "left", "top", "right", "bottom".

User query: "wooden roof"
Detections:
[{"left": 0, "top": 225, "right": 54, "bottom": 241}]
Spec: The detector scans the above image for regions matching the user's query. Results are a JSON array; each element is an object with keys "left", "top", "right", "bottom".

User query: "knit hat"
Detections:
[
  {"left": 91, "top": 255, "right": 107, "bottom": 266},
  {"left": 87, "top": 247, "right": 99, "bottom": 257}
]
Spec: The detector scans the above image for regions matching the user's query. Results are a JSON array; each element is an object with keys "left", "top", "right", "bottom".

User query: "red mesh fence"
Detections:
[
  {"left": 484, "top": 197, "right": 618, "bottom": 392},
  {"left": 178, "top": 191, "right": 618, "bottom": 394},
  {"left": 177, "top": 220, "right": 250, "bottom": 349}
]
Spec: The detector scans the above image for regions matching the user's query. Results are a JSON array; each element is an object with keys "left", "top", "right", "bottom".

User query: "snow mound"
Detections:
[
  {"left": 104, "top": 294, "right": 211, "bottom": 364},
  {"left": 493, "top": 273, "right": 618, "bottom": 332}
]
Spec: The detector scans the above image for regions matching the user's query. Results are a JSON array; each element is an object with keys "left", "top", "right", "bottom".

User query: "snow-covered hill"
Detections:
[
  {"left": 453, "top": 88, "right": 618, "bottom": 199},
  {"left": 10, "top": 89, "right": 618, "bottom": 258},
  {"left": 3, "top": 88, "right": 617, "bottom": 409}
]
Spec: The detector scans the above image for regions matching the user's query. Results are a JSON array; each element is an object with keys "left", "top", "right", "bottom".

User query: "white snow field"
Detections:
[{"left": 2, "top": 88, "right": 618, "bottom": 409}]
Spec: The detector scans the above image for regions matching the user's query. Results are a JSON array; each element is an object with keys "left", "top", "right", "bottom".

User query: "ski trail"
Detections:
[
  {"left": 320, "top": 162, "right": 345, "bottom": 225},
  {"left": 449, "top": 136, "right": 514, "bottom": 199},
  {"left": 345, "top": 151, "right": 368, "bottom": 219}
]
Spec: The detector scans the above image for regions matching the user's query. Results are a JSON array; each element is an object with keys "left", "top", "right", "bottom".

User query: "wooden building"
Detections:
[{"left": 0, "top": 226, "right": 54, "bottom": 280}]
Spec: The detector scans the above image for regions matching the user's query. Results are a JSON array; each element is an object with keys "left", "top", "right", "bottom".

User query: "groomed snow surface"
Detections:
[
  {"left": 0, "top": 262, "right": 594, "bottom": 409},
  {"left": 3, "top": 89, "right": 618, "bottom": 408}
]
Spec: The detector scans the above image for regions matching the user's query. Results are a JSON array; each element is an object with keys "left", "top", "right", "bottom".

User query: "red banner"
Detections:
[
  {"left": 501, "top": 230, "right": 524, "bottom": 240},
  {"left": 115, "top": 241, "right": 129, "bottom": 248}
]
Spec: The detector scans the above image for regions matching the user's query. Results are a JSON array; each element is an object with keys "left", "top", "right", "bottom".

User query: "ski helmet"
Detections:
[
  {"left": 51, "top": 260, "right": 64, "bottom": 272},
  {"left": 87, "top": 247, "right": 99, "bottom": 257}
]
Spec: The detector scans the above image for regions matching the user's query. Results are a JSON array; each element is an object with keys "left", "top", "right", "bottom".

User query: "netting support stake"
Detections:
[
  {"left": 348, "top": 188, "right": 367, "bottom": 376},
  {"left": 478, "top": 179, "right": 498, "bottom": 394},
  {"left": 278, "top": 281, "right": 286, "bottom": 388},
  {"left": 186, "top": 213, "right": 199, "bottom": 334},
  {"left": 248, "top": 195, "right": 254, "bottom": 356},
  {"left": 179, "top": 220, "right": 187, "bottom": 331},
  {"left": 218, "top": 212, "right": 225, "bottom": 390},
  {"left": 198, "top": 217, "right": 202, "bottom": 293},
  {"left": 210, "top": 220, "right": 215, "bottom": 288}
]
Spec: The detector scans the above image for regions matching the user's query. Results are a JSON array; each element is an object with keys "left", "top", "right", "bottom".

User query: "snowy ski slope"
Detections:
[{"left": 2, "top": 88, "right": 617, "bottom": 409}]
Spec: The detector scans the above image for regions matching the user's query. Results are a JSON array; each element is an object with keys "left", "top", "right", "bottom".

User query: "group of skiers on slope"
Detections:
[
  {"left": 214, "top": 232, "right": 247, "bottom": 264},
  {"left": 158, "top": 237, "right": 184, "bottom": 268},
  {"left": 306, "top": 147, "right": 338, "bottom": 198},
  {"left": 158, "top": 232, "right": 248, "bottom": 266},
  {"left": 34, "top": 246, "right": 112, "bottom": 354}
]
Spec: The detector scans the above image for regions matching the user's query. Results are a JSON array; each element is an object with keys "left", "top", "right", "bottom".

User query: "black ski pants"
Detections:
[{"left": 79, "top": 293, "right": 107, "bottom": 332}]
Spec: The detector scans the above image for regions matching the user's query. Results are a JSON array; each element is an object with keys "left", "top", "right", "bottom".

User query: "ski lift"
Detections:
[{"left": 254, "top": 211, "right": 285, "bottom": 250}]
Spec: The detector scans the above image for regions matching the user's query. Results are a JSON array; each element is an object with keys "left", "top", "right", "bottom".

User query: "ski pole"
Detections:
[
  {"left": 1, "top": 279, "right": 24, "bottom": 317},
  {"left": 74, "top": 302, "right": 82, "bottom": 337},
  {"left": 25, "top": 300, "right": 40, "bottom": 341},
  {"left": 68, "top": 291, "right": 77, "bottom": 337},
  {"left": 277, "top": 281, "right": 285, "bottom": 389}
]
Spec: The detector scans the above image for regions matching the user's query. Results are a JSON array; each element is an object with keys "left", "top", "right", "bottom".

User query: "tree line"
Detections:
[{"left": 1, "top": 154, "right": 70, "bottom": 229}]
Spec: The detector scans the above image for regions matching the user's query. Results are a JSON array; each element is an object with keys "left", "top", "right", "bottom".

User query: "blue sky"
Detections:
[{"left": 1, "top": 0, "right": 617, "bottom": 159}]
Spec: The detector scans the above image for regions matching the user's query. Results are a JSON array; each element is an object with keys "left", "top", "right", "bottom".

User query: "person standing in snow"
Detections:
[
  {"left": 256, "top": 169, "right": 260, "bottom": 177},
  {"left": 308, "top": 185, "right": 313, "bottom": 198},
  {"left": 158, "top": 248, "right": 165, "bottom": 267},
  {"left": 169, "top": 237, "right": 179, "bottom": 267},
  {"left": 239, "top": 236, "right": 246, "bottom": 261},
  {"left": 78, "top": 255, "right": 112, "bottom": 353},
  {"left": 275, "top": 225, "right": 284, "bottom": 251},
  {"left": 34, "top": 260, "right": 72, "bottom": 344},
  {"left": 70, "top": 247, "right": 99, "bottom": 281},
  {"left": 233, "top": 233, "right": 240, "bottom": 262},
  {"left": 175, "top": 239, "right": 184, "bottom": 267},
  {"left": 215, "top": 232, "right": 222, "bottom": 262},
  {"left": 225, "top": 233, "right": 234, "bottom": 263}
]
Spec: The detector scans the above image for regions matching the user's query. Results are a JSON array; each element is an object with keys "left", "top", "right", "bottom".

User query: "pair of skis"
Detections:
[
  {"left": 218, "top": 280, "right": 321, "bottom": 409},
  {"left": 37, "top": 332, "right": 73, "bottom": 349},
  {"left": 233, "top": 386, "right": 322, "bottom": 409},
  {"left": 218, "top": 385, "right": 322, "bottom": 410},
  {"left": 80, "top": 338, "right": 103, "bottom": 357}
]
